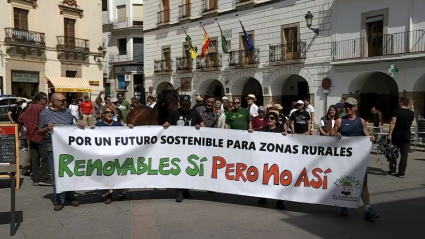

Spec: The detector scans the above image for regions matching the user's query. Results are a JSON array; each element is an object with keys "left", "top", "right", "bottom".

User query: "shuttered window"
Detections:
[
  {"left": 117, "top": 5, "right": 126, "bottom": 21},
  {"left": 132, "top": 4, "right": 143, "bottom": 20},
  {"left": 64, "top": 18, "right": 76, "bottom": 47},
  {"left": 13, "top": 8, "right": 28, "bottom": 30}
]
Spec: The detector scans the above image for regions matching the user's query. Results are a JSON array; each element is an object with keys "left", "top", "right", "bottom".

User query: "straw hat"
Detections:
[
  {"left": 273, "top": 104, "right": 283, "bottom": 110},
  {"left": 246, "top": 94, "right": 256, "bottom": 101}
]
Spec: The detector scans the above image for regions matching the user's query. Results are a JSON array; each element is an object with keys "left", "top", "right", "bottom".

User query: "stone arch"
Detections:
[
  {"left": 193, "top": 72, "right": 224, "bottom": 91},
  {"left": 196, "top": 79, "right": 225, "bottom": 99},
  {"left": 266, "top": 65, "right": 316, "bottom": 96},
  {"left": 228, "top": 70, "right": 264, "bottom": 96},
  {"left": 155, "top": 76, "right": 174, "bottom": 95},
  {"left": 348, "top": 72, "right": 399, "bottom": 122}
]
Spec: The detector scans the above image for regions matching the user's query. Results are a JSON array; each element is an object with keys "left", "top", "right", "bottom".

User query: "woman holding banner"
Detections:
[
  {"left": 81, "top": 105, "right": 134, "bottom": 204},
  {"left": 249, "top": 110, "right": 287, "bottom": 209}
]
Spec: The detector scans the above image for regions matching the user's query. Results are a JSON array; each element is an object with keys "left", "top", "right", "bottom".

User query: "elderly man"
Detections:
[
  {"left": 38, "top": 93, "right": 79, "bottom": 211},
  {"left": 221, "top": 96, "right": 229, "bottom": 111}
]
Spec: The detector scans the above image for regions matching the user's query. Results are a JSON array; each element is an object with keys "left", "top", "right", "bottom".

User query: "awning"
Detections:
[{"left": 46, "top": 76, "right": 92, "bottom": 93}]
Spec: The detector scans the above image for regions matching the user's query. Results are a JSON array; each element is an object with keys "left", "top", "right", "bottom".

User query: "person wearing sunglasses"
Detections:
[
  {"left": 84, "top": 105, "right": 133, "bottom": 203},
  {"left": 225, "top": 97, "right": 252, "bottom": 130},
  {"left": 38, "top": 93, "right": 78, "bottom": 211},
  {"left": 250, "top": 110, "right": 287, "bottom": 209},
  {"left": 331, "top": 97, "right": 379, "bottom": 221},
  {"left": 290, "top": 100, "right": 311, "bottom": 135}
]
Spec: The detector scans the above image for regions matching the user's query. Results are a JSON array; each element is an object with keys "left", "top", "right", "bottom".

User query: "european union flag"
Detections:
[{"left": 239, "top": 20, "right": 254, "bottom": 51}]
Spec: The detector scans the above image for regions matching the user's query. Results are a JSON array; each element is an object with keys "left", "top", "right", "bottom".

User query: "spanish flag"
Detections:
[{"left": 201, "top": 28, "right": 211, "bottom": 58}]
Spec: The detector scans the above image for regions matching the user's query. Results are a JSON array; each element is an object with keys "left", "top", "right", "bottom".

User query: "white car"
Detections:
[{"left": 0, "top": 96, "right": 30, "bottom": 121}]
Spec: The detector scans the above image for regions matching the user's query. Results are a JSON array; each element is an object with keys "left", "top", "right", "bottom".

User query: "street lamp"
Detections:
[
  {"left": 305, "top": 11, "right": 319, "bottom": 35},
  {"left": 94, "top": 45, "right": 106, "bottom": 60}
]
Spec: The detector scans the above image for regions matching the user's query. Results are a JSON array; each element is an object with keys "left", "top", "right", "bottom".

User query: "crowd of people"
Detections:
[{"left": 7, "top": 90, "right": 415, "bottom": 221}]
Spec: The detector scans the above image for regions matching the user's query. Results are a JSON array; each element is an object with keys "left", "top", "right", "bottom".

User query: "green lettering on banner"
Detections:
[
  {"left": 170, "top": 158, "right": 181, "bottom": 175},
  {"left": 186, "top": 154, "right": 200, "bottom": 176},
  {"left": 59, "top": 154, "right": 74, "bottom": 177},
  {"left": 199, "top": 157, "right": 208, "bottom": 176},
  {"left": 103, "top": 161, "right": 116, "bottom": 176},
  {"left": 87, "top": 159, "right": 102, "bottom": 176},
  {"left": 159, "top": 158, "right": 170, "bottom": 175},
  {"left": 74, "top": 160, "right": 86, "bottom": 176},
  {"left": 137, "top": 157, "right": 148, "bottom": 175},
  {"left": 115, "top": 158, "right": 128, "bottom": 175},
  {"left": 147, "top": 158, "right": 158, "bottom": 175},
  {"left": 121, "top": 158, "right": 137, "bottom": 175}
]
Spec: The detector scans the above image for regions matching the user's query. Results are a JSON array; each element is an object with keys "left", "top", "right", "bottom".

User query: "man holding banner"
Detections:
[
  {"left": 163, "top": 95, "right": 204, "bottom": 202},
  {"left": 332, "top": 97, "right": 379, "bottom": 221}
]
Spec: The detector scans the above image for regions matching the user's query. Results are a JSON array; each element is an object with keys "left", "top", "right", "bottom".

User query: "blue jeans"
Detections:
[{"left": 48, "top": 151, "right": 75, "bottom": 205}]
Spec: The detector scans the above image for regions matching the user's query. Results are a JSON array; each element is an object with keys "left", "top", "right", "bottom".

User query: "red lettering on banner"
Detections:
[
  {"left": 263, "top": 164, "right": 279, "bottom": 185},
  {"left": 225, "top": 163, "right": 235, "bottom": 180},
  {"left": 310, "top": 168, "right": 323, "bottom": 189},
  {"left": 246, "top": 166, "right": 258, "bottom": 182},
  {"left": 235, "top": 163, "right": 247, "bottom": 182},
  {"left": 294, "top": 168, "right": 311, "bottom": 187},
  {"left": 211, "top": 156, "right": 226, "bottom": 179},
  {"left": 280, "top": 170, "right": 292, "bottom": 186}
]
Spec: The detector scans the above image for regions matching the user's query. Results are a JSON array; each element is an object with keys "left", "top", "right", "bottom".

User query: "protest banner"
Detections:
[{"left": 52, "top": 126, "right": 372, "bottom": 208}]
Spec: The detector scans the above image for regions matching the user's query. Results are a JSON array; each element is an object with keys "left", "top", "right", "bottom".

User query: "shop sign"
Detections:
[
  {"left": 12, "top": 72, "right": 39, "bottom": 83},
  {"left": 89, "top": 81, "right": 100, "bottom": 85}
]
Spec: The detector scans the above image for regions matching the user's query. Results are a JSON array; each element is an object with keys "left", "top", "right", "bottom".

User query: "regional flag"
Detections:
[
  {"left": 239, "top": 20, "right": 254, "bottom": 51},
  {"left": 217, "top": 22, "right": 230, "bottom": 54},
  {"left": 185, "top": 35, "right": 198, "bottom": 59},
  {"left": 201, "top": 28, "right": 211, "bottom": 58}
]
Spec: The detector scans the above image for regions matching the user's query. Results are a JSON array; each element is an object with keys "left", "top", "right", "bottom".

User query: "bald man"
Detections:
[{"left": 38, "top": 93, "right": 79, "bottom": 211}]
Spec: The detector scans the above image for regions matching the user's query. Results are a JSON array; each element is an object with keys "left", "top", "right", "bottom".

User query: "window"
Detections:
[
  {"left": 282, "top": 26, "right": 299, "bottom": 60},
  {"left": 240, "top": 31, "right": 255, "bottom": 64},
  {"left": 162, "top": 47, "right": 171, "bottom": 71},
  {"left": 64, "top": 18, "right": 76, "bottom": 47},
  {"left": 206, "top": 0, "right": 217, "bottom": 10},
  {"left": 66, "top": 71, "right": 77, "bottom": 78},
  {"left": 14, "top": 8, "right": 28, "bottom": 30},
  {"left": 133, "top": 4, "right": 144, "bottom": 21},
  {"left": 118, "top": 38, "right": 127, "bottom": 55},
  {"left": 133, "top": 38, "right": 144, "bottom": 60},
  {"left": 102, "top": 0, "right": 107, "bottom": 11},
  {"left": 161, "top": 0, "right": 170, "bottom": 22},
  {"left": 117, "top": 5, "right": 126, "bottom": 21},
  {"left": 240, "top": 32, "right": 254, "bottom": 50},
  {"left": 208, "top": 38, "right": 218, "bottom": 67}
]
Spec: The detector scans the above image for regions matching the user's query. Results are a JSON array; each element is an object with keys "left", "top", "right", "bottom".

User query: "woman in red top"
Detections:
[{"left": 251, "top": 106, "right": 266, "bottom": 130}]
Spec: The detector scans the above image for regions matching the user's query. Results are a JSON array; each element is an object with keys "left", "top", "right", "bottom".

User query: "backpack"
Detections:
[{"left": 385, "top": 143, "right": 399, "bottom": 162}]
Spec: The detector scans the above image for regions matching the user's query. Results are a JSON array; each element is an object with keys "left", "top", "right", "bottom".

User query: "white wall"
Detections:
[{"left": 108, "top": 0, "right": 144, "bottom": 21}]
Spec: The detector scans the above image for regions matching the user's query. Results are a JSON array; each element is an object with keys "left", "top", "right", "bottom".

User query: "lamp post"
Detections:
[
  {"left": 94, "top": 46, "right": 105, "bottom": 61},
  {"left": 305, "top": 11, "right": 319, "bottom": 35}
]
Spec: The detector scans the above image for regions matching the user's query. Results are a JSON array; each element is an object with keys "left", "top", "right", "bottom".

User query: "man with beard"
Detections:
[
  {"left": 38, "top": 93, "right": 79, "bottom": 211},
  {"left": 225, "top": 97, "right": 252, "bottom": 130},
  {"left": 331, "top": 97, "right": 379, "bottom": 221},
  {"left": 200, "top": 95, "right": 219, "bottom": 127},
  {"left": 163, "top": 95, "right": 204, "bottom": 202}
]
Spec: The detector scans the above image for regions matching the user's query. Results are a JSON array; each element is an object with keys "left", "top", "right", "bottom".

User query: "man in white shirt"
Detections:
[
  {"left": 246, "top": 94, "right": 258, "bottom": 117},
  {"left": 221, "top": 96, "right": 229, "bottom": 111}
]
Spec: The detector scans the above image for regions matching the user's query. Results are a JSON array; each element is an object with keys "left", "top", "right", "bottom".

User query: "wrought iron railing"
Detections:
[
  {"left": 269, "top": 41, "right": 306, "bottom": 63},
  {"left": 202, "top": 0, "right": 217, "bottom": 12},
  {"left": 157, "top": 9, "right": 170, "bottom": 24},
  {"left": 154, "top": 59, "right": 172, "bottom": 72},
  {"left": 196, "top": 52, "right": 222, "bottom": 69},
  {"left": 331, "top": 30, "right": 425, "bottom": 61},
  {"left": 179, "top": 3, "right": 191, "bottom": 19},
  {"left": 56, "top": 36, "right": 89, "bottom": 52},
  {"left": 109, "top": 52, "right": 143, "bottom": 64},
  {"left": 109, "top": 18, "right": 143, "bottom": 30},
  {"left": 4, "top": 28, "right": 45, "bottom": 47},
  {"left": 176, "top": 56, "right": 193, "bottom": 71},
  {"left": 229, "top": 49, "right": 259, "bottom": 67}
]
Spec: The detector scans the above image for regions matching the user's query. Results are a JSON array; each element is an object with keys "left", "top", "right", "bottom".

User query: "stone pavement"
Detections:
[{"left": 1, "top": 148, "right": 425, "bottom": 239}]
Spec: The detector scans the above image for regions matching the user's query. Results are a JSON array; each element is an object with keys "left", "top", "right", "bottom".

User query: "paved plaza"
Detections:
[{"left": 1, "top": 146, "right": 425, "bottom": 239}]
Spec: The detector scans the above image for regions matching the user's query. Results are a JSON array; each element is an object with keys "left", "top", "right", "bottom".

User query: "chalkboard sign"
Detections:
[{"left": 0, "top": 124, "right": 19, "bottom": 174}]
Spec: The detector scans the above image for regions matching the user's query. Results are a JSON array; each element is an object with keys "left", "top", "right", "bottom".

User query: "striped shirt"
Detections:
[{"left": 38, "top": 108, "right": 73, "bottom": 151}]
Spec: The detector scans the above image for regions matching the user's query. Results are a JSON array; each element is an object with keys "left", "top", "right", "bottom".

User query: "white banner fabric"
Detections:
[{"left": 52, "top": 126, "right": 372, "bottom": 208}]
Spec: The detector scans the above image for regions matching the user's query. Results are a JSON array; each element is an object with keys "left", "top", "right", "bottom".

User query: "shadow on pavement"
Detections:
[
  {"left": 0, "top": 177, "right": 25, "bottom": 189},
  {"left": 0, "top": 211, "right": 23, "bottom": 234}
]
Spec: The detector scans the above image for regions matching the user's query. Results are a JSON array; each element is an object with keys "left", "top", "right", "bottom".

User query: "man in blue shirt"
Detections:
[
  {"left": 38, "top": 93, "right": 79, "bottom": 211},
  {"left": 331, "top": 97, "right": 379, "bottom": 221}
]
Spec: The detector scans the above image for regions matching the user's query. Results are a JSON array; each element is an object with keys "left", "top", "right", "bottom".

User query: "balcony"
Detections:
[
  {"left": 154, "top": 59, "right": 172, "bottom": 73},
  {"left": 109, "top": 52, "right": 143, "bottom": 64},
  {"left": 4, "top": 28, "right": 45, "bottom": 48},
  {"left": 331, "top": 30, "right": 425, "bottom": 61},
  {"left": 202, "top": 0, "right": 217, "bottom": 13},
  {"left": 269, "top": 42, "right": 306, "bottom": 64},
  {"left": 56, "top": 36, "right": 89, "bottom": 53},
  {"left": 178, "top": 3, "right": 191, "bottom": 20},
  {"left": 196, "top": 53, "right": 222, "bottom": 70},
  {"left": 229, "top": 49, "right": 259, "bottom": 67},
  {"left": 157, "top": 9, "right": 170, "bottom": 25},
  {"left": 176, "top": 57, "right": 193, "bottom": 71},
  {"left": 109, "top": 18, "right": 143, "bottom": 31}
]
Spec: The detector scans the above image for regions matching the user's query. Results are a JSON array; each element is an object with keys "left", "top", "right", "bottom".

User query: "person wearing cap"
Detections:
[
  {"left": 290, "top": 100, "right": 311, "bottom": 135},
  {"left": 272, "top": 104, "right": 285, "bottom": 125},
  {"left": 250, "top": 110, "right": 287, "bottom": 209},
  {"left": 163, "top": 95, "right": 204, "bottom": 202},
  {"left": 331, "top": 97, "right": 379, "bottom": 221},
  {"left": 246, "top": 94, "right": 259, "bottom": 117},
  {"left": 221, "top": 96, "right": 229, "bottom": 111},
  {"left": 80, "top": 95, "right": 94, "bottom": 126}
]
